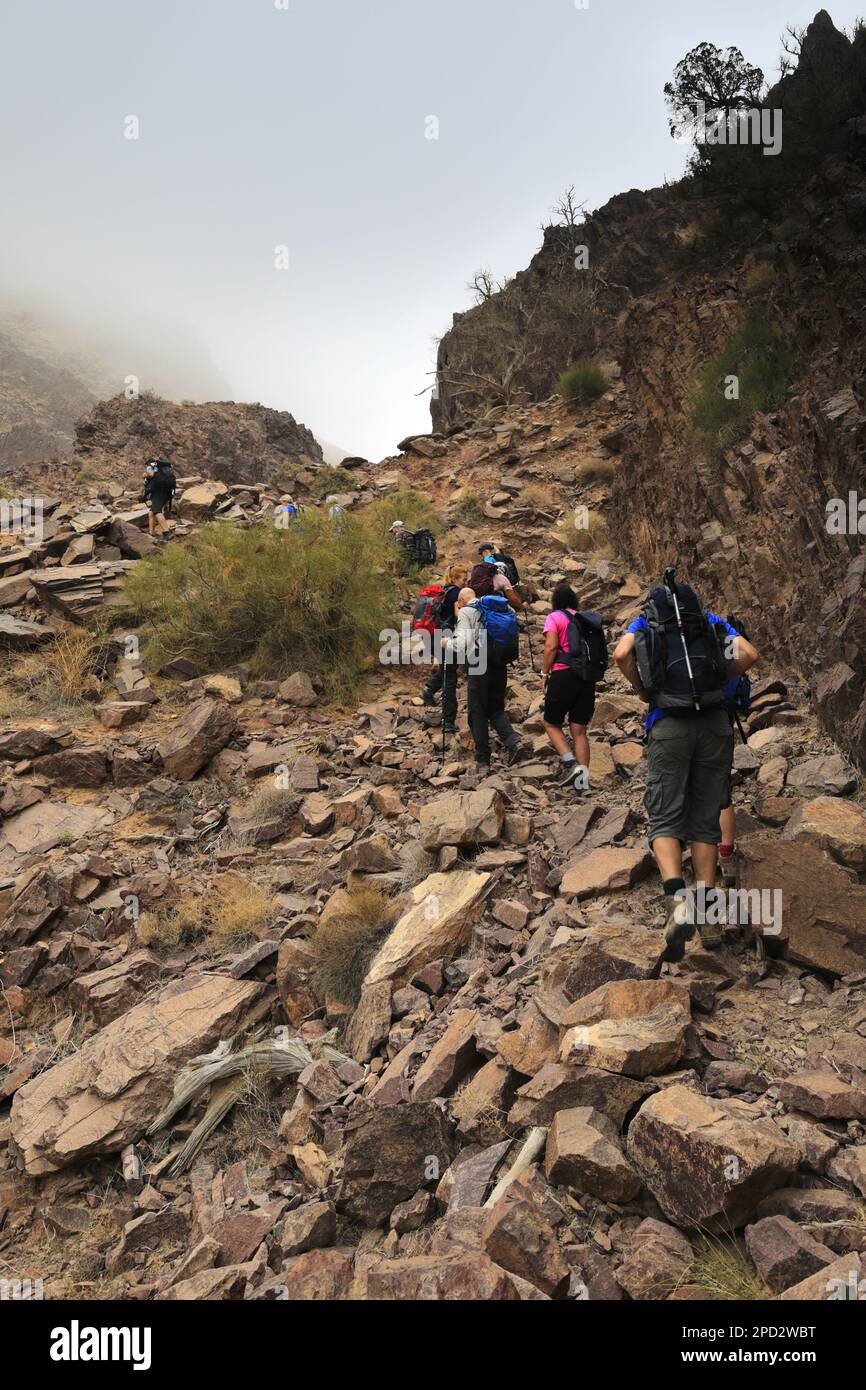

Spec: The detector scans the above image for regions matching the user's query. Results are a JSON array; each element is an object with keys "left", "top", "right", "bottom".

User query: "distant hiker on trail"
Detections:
[
  {"left": 275, "top": 494, "right": 299, "bottom": 526},
  {"left": 541, "top": 581, "right": 608, "bottom": 790},
  {"left": 419, "top": 565, "right": 463, "bottom": 734},
  {"left": 448, "top": 586, "right": 525, "bottom": 772},
  {"left": 480, "top": 540, "right": 520, "bottom": 587},
  {"left": 614, "top": 570, "right": 758, "bottom": 963},
  {"left": 390, "top": 521, "right": 437, "bottom": 575},
  {"left": 468, "top": 554, "right": 523, "bottom": 609},
  {"left": 146, "top": 458, "right": 177, "bottom": 537}
]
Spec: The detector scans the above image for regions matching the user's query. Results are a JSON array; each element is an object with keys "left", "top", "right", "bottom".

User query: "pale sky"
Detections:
[{"left": 1, "top": 0, "right": 859, "bottom": 459}]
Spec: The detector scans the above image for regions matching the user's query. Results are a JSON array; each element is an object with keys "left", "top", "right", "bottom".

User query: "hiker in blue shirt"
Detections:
[{"left": 615, "top": 576, "right": 758, "bottom": 964}]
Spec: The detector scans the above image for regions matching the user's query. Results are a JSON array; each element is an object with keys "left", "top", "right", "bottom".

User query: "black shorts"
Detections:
[
  {"left": 150, "top": 495, "right": 168, "bottom": 516},
  {"left": 543, "top": 669, "right": 596, "bottom": 727}
]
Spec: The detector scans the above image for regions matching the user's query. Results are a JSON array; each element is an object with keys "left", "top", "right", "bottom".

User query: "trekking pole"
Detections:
[
  {"left": 734, "top": 712, "right": 749, "bottom": 746},
  {"left": 525, "top": 621, "right": 537, "bottom": 673},
  {"left": 663, "top": 565, "right": 700, "bottom": 713}
]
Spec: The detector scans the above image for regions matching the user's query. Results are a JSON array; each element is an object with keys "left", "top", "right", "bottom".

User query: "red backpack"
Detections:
[{"left": 411, "top": 584, "right": 446, "bottom": 635}]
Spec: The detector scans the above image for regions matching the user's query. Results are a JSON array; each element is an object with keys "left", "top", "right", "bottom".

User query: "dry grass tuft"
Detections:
[
  {"left": 687, "top": 1233, "right": 773, "bottom": 1301},
  {"left": 556, "top": 509, "right": 610, "bottom": 554},
  {"left": 309, "top": 888, "right": 399, "bottom": 1006},
  {"left": 138, "top": 876, "right": 274, "bottom": 952},
  {"left": 4, "top": 628, "right": 110, "bottom": 715},
  {"left": 574, "top": 456, "right": 616, "bottom": 485}
]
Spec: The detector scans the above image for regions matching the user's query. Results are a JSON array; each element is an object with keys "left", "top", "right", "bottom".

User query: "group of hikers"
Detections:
[
  {"left": 139, "top": 462, "right": 346, "bottom": 537},
  {"left": 401, "top": 526, "right": 759, "bottom": 964}
]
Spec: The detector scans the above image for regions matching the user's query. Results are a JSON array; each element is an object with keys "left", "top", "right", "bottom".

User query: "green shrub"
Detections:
[
  {"left": 690, "top": 311, "right": 794, "bottom": 453},
  {"left": 455, "top": 489, "right": 486, "bottom": 526},
  {"left": 118, "top": 508, "right": 398, "bottom": 698},
  {"left": 556, "top": 360, "right": 610, "bottom": 404},
  {"left": 309, "top": 465, "right": 357, "bottom": 499},
  {"left": 364, "top": 488, "right": 439, "bottom": 538}
]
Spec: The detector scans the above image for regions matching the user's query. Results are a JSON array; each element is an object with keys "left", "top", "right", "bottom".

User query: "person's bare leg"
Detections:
[
  {"left": 719, "top": 805, "right": 736, "bottom": 845},
  {"left": 544, "top": 721, "right": 570, "bottom": 756},
  {"left": 690, "top": 840, "right": 719, "bottom": 889},
  {"left": 652, "top": 836, "right": 684, "bottom": 882},
  {"left": 570, "top": 722, "right": 589, "bottom": 768}
]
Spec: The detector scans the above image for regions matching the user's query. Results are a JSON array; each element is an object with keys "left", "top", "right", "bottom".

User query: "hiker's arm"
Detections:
[
  {"left": 504, "top": 585, "right": 524, "bottom": 611},
  {"left": 729, "top": 634, "right": 758, "bottom": 677},
  {"left": 541, "top": 630, "right": 558, "bottom": 684},
  {"left": 614, "top": 632, "right": 650, "bottom": 701}
]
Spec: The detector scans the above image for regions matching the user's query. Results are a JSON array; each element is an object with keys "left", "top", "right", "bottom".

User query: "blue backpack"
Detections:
[{"left": 475, "top": 595, "right": 519, "bottom": 665}]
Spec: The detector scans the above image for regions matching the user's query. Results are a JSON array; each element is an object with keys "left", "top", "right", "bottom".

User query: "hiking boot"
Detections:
[
  {"left": 661, "top": 893, "right": 696, "bottom": 963},
  {"left": 420, "top": 688, "right": 436, "bottom": 708},
  {"left": 718, "top": 856, "right": 737, "bottom": 890},
  {"left": 504, "top": 742, "right": 527, "bottom": 767},
  {"left": 443, "top": 722, "right": 458, "bottom": 734},
  {"left": 555, "top": 760, "right": 579, "bottom": 786},
  {"left": 697, "top": 920, "right": 724, "bottom": 950}
]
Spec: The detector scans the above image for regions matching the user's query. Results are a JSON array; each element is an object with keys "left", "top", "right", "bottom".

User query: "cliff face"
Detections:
[
  {"left": 432, "top": 10, "right": 866, "bottom": 767},
  {"left": 0, "top": 329, "right": 95, "bottom": 470},
  {"left": 71, "top": 394, "right": 324, "bottom": 488}
]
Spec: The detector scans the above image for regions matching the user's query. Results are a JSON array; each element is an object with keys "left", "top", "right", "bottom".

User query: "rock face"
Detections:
[
  {"left": 73, "top": 393, "right": 324, "bottom": 487},
  {"left": 627, "top": 1085, "right": 800, "bottom": 1230},
  {"left": 364, "top": 870, "right": 492, "bottom": 987},
  {"left": 10, "top": 974, "right": 262, "bottom": 1174},
  {"left": 419, "top": 788, "right": 505, "bottom": 851},
  {"left": 156, "top": 698, "right": 237, "bottom": 780}
]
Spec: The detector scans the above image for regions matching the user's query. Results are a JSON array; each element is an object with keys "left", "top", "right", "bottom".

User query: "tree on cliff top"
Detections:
[{"left": 664, "top": 42, "right": 765, "bottom": 145}]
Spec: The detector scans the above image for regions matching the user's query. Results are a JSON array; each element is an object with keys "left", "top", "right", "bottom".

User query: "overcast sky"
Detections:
[{"left": 1, "top": 0, "right": 860, "bottom": 460}]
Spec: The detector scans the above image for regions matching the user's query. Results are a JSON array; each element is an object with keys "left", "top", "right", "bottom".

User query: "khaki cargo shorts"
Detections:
[{"left": 644, "top": 709, "right": 734, "bottom": 845}]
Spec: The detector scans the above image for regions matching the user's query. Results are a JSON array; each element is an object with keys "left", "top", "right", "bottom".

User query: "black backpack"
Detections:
[
  {"left": 635, "top": 584, "right": 729, "bottom": 712},
  {"left": 556, "top": 609, "right": 608, "bottom": 683},
  {"left": 434, "top": 584, "right": 459, "bottom": 631},
  {"left": 494, "top": 551, "right": 520, "bottom": 586},
  {"left": 413, "top": 528, "right": 437, "bottom": 566}
]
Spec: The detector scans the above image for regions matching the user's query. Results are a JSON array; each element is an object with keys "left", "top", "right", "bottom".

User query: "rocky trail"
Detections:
[{"left": 1, "top": 377, "right": 865, "bottom": 1303}]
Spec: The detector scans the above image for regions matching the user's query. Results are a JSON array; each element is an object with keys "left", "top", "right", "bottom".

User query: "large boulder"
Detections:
[
  {"left": 559, "top": 846, "right": 653, "bottom": 900},
  {"left": 339, "top": 1102, "right": 454, "bottom": 1227},
  {"left": 365, "top": 1250, "right": 541, "bottom": 1300},
  {"left": 627, "top": 1084, "right": 800, "bottom": 1230},
  {"left": 0, "top": 870, "right": 64, "bottom": 947},
  {"left": 739, "top": 840, "right": 866, "bottom": 976},
  {"left": 559, "top": 979, "right": 691, "bottom": 1078},
  {"left": 419, "top": 788, "right": 505, "bottom": 851},
  {"left": 780, "top": 796, "right": 866, "bottom": 869},
  {"left": 364, "top": 870, "right": 492, "bottom": 988},
  {"left": 156, "top": 697, "right": 237, "bottom": 780},
  {"left": 481, "top": 1197, "right": 570, "bottom": 1298},
  {"left": 544, "top": 1107, "right": 641, "bottom": 1202},
  {"left": 176, "top": 481, "right": 228, "bottom": 519},
  {"left": 10, "top": 974, "right": 263, "bottom": 1174},
  {"left": 786, "top": 754, "right": 856, "bottom": 797}
]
